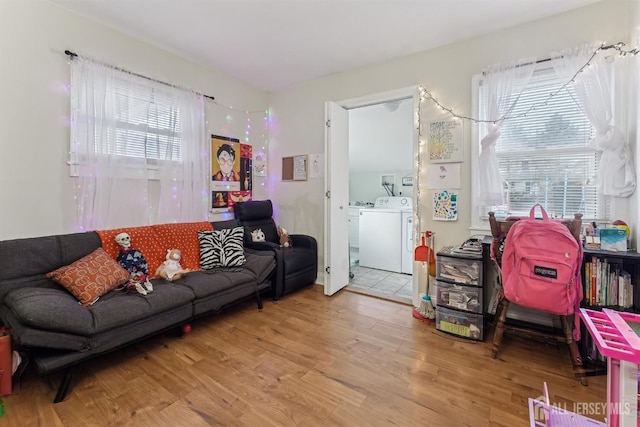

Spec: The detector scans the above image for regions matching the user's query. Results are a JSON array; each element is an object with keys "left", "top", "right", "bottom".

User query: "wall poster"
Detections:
[
  {"left": 428, "top": 119, "right": 463, "bottom": 163},
  {"left": 253, "top": 149, "right": 267, "bottom": 177},
  {"left": 427, "top": 163, "right": 461, "bottom": 189},
  {"left": 211, "top": 135, "right": 252, "bottom": 212},
  {"left": 433, "top": 190, "right": 458, "bottom": 221}
]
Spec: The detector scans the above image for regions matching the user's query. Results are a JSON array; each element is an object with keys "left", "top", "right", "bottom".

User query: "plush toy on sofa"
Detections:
[
  {"left": 251, "top": 228, "right": 266, "bottom": 243},
  {"left": 277, "top": 226, "right": 292, "bottom": 248},
  {"left": 115, "top": 232, "right": 153, "bottom": 296},
  {"left": 155, "top": 249, "right": 190, "bottom": 281}
]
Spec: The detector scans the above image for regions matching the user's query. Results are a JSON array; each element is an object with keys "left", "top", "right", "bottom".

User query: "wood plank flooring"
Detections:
[{"left": 3, "top": 285, "right": 607, "bottom": 426}]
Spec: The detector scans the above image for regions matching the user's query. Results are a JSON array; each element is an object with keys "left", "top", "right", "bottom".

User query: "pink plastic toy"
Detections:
[
  {"left": 530, "top": 308, "right": 640, "bottom": 426},
  {"left": 528, "top": 381, "right": 606, "bottom": 426},
  {"left": 580, "top": 308, "right": 640, "bottom": 427}
]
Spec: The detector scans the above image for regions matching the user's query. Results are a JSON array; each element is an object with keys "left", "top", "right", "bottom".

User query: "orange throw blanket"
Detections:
[{"left": 96, "top": 221, "right": 213, "bottom": 277}]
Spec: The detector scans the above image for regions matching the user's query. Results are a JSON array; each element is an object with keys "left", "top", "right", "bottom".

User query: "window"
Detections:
[
  {"left": 475, "top": 65, "right": 607, "bottom": 221},
  {"left": 110, "top": 78, "right": 182, "bottom": 161},
  {"left": 71, "top": 71, "right": 185, "bottom": 165}
]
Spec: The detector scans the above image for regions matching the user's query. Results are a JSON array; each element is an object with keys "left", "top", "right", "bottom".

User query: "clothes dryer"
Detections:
[{"left": 359, "top": 196, "right": 413, "bottom": 274}]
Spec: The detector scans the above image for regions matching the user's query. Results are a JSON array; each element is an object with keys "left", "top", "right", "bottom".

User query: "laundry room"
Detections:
[{"left": 347, "top": 97, "right": 415, "bottom": 302}]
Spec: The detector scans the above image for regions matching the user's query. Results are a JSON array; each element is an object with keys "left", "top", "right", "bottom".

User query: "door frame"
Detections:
[{"left": 325, "top": 86, "right": 422, "bottom": 306}]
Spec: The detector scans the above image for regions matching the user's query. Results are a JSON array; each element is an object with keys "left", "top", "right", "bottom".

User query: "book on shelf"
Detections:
[{"left": 582, "top": 255, "right": 633, "bottom": 309}]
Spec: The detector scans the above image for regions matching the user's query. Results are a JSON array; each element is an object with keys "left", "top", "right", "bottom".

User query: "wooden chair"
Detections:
[{"left": 488, "top": 211, "right": 586, "bottom": 383}]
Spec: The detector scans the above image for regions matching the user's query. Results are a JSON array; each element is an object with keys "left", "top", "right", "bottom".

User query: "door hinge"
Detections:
[
  {"left": 325, "top": 191, "right": 330, "bottom": 198},
  {"left": 326, "top": 119, "right": 331, "bottom": 127},
  {"left": 325, "top": 266, "right": 330, "bottom": 274}
]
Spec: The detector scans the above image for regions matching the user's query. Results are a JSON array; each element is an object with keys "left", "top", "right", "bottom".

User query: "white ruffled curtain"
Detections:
[
  {"left": 156, "top": 90, "right": 208, "bottom": 224},
  {"left": 70, "top": 57, "right": 208, "bottom": 231},
  {"left": 551, "top": 42, "right": 636, "bottom": 197},
  {"left": 478, "top": 59, "right": 537, "bottom": 205}
]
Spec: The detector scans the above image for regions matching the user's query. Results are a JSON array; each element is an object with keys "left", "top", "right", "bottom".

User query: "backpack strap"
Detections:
[
  {"left": 529, "top": 203, "right": 550, "bottom": 221},
  {"left": 572, "top": 244, "right": 584, "bottom": 341}
]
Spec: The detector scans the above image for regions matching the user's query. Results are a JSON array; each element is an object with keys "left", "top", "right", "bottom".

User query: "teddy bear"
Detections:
[
  {"left": 251, "top": 228, "right": 266, "bottom": 243},
  {"left": 115, "top": 232, "right": 153, "bottom": 295},
  {"left": 277, "top": 226, "right": 292, "bottom": 248},
  {"left": 155, "top": 249, "right": 190, "bottom": 281}
]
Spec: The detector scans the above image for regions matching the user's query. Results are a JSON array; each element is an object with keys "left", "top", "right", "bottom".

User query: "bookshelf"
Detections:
[
  {"left": 581, "top": 248, "right": 640, "bottom": 311},
  {"left": 580, "top": 248, "right": 640, "bottom": 374}
]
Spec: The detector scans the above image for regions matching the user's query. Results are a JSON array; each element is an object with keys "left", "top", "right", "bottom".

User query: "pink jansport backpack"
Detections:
[{"left": 501, "top": 204, "right": 583, "bottom": 321}]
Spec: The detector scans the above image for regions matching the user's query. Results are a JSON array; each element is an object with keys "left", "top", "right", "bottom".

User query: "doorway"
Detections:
[
  {"left": 324, "top": 87, "right": 421, "bottom": 307},
  {"left": 347, "top": 99, "right": 415, "bottom": 303}
]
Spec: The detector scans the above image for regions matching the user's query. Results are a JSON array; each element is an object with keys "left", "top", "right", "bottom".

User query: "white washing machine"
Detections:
[
  {"left": 359, "top": 196, "right": 413, "bottom": 274},
  {"left": 401, "top": 209, "right": 414, "bottom": 274}
]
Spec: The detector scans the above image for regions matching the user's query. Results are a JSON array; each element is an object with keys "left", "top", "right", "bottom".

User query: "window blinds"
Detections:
[{"left": 111, "top": 76, "right": 182, "bottom": 160}]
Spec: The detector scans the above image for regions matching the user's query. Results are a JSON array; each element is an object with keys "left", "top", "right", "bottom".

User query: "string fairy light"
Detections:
[
  {"left": 419, "top": 41, "right": 638, "bottom": 124},
  {"left": 208, "top": 100, "right": 271, "bottom": 198},
  {"left": 415, "top": 98, "right": 424, "bottom": 238}
]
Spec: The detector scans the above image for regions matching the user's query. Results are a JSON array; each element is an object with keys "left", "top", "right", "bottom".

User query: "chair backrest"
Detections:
[
  {"left": 488, "top": 211, "right": 582, "bottom": 267},
  {"left": 234, "top": 200, "right": 279, "bottom": 244},
  {"left": 488, "top": 213, "right": 521, "bottom": 267}
]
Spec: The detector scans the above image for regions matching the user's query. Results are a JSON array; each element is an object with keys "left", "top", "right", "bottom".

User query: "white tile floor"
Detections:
[{"left": 347, "top": 264, "right": 413, "bottom": 303}]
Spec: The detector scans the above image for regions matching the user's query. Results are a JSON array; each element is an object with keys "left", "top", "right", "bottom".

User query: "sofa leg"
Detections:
[
  {"left": 53, "top": 367, "right": 75, "bottom": 403},
  {"left": 255, "top": 290, "right": 263, "bottom": 311}
]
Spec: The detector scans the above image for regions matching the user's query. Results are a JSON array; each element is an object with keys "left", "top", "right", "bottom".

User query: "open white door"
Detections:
[{"left": 324, "top": 101, "right": 350, "bottom": 296}]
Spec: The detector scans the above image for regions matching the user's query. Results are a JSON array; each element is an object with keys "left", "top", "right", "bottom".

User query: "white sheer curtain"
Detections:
[
  {"left": 478, "top": 59, "right": 537, "bottom": 205},
  {"left": 551, "top": 42, "right": 636, "bottom": 197},
  {"left": 156, "top": 89, "right": 208, "bottom": 224},
  {"left": 70, "top": 57, "right": 208, "bottom": 231}
]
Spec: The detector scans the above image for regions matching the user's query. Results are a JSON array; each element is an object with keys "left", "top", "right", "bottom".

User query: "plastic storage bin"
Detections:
[
  {"left": 436, "top": 280, "right": 483, "bottom": 314},
  {"left": 436, "top": 247, "right": 482, "bottom": 286},
  {"left": 436, "top": 306, "right": 484, "bottom": 340}
]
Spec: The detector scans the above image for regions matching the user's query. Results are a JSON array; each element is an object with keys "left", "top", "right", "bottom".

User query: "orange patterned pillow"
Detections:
[
  {"left": 47, "top": 248, "right": 130, "bottom": 306},
  {"left": 96, "top": 226, "right": 165, "bottom": 278},
  {"left": 151, "top": 222, "right": 213, "bottom": 272}
]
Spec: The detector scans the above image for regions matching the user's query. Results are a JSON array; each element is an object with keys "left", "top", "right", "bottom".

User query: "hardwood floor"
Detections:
[{"left": 3, "top": 285, "right": 606, "bottom": 426}]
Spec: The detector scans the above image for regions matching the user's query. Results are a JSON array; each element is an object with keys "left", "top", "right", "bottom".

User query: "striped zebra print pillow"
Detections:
[{"left": 198, "top": 227, "right": 246, "bottom": 269}]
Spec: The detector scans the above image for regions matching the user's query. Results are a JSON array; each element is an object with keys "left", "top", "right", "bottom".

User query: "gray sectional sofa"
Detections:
[{"left": 0, "top": 220, "right": 276, "bottom": 402}]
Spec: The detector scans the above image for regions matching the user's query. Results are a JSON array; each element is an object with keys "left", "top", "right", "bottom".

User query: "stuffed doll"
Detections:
[
  {"left": 155, "top": 249, "right": 190, "bottom": 281},
  {"left": 277, "top": 226, "right": 292, "bottom": 248},
  {"left": 251, "top": 228, "right": 266, "bottom": 243},
  {"left": 115, "top": 232, "right": 153, "bottom": 295}
]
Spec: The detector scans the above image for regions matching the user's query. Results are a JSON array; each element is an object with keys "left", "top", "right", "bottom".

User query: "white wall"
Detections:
[
  {"left": 349, "top": 171, "right": 413, "bottom": 203},
  {"left": 0, "top": 0, "right": 269, "bottom": 240},
  {"left": 348, "top": 98, "right": 414, "bottom": 203},
  {"left": 268, "top": 0, "right": 632, "bottom": 275}
]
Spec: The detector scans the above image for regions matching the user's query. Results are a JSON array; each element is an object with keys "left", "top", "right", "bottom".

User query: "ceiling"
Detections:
[{"left": 49, "top": 0, "right": 603, "bottom": 92}]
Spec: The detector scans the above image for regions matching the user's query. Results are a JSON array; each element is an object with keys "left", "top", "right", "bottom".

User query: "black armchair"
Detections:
[{"left": 234, "top": 200, "right": 318, "bottom": 300}]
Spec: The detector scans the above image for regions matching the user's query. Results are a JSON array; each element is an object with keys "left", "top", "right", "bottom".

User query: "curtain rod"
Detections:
[
  {"left": 482, "top": 43, "right": 638, "bottom": 76},
  {"left": 64, "top": 50, "right": 215, "bottom": 101},
  {"left": 487, "top": 42, "right": 631, "bottom": 73}
]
